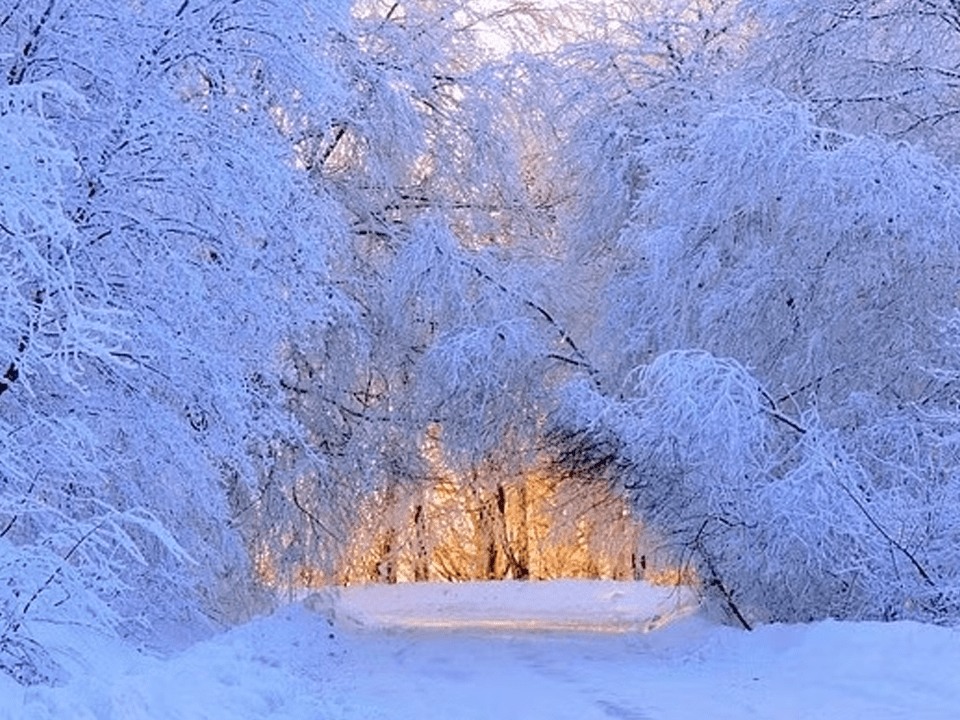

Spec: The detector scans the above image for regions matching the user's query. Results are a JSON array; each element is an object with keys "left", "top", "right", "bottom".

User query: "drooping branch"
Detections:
[
  {"left": 454, "top": 250, "right": 601, "bottom": 386},
  {"left": 832, "top": 471, "right": 936, "bottom": 588},
  {"left": 13, "top": 519, "right": 105, "bottom": 634},
  {"left": 694, "top": 520, "right": 752, "bottom": 631},
  {"left": 291, "top": 485, "right": 343, "bottom": 543}
]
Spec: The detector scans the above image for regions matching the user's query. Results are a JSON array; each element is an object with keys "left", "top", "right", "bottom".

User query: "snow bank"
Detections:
[{"left": 0, "top": 604, "right": 347, "bottom": 720}]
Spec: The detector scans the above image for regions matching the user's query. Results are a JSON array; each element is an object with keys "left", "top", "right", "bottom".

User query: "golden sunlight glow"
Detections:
[
  {"left": 248, "top": 421, "right": 694, "bottom": 592},
  {"left": 335, "top": 426, "right": 687, "bottom": 586},
  {"left": 246, "top": 0, "right": 745, "bottom": 594}
]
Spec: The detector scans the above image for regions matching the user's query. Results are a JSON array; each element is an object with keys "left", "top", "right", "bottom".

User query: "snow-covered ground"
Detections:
[{"left": 3, "top": 580, "right": 959, "bottom": 719}]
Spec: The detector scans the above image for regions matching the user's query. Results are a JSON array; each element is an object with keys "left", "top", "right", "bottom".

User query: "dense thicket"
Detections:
[{"left": 2, "top": 0, "right": 960, "bottom": 684}]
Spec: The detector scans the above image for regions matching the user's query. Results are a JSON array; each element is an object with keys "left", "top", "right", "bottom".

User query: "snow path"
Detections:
[
  {"left": 330, "top": 579, "right": 698, "bottom": 632},
  {"left": 337, "top": 614, "right": 960, "bottom": 719},
  {"left": 1, "top": 581, "right": 958, "bottom": 719}
]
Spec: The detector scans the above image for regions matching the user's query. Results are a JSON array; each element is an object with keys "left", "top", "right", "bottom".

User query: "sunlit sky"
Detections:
[{"left": 352, "top": 0, "right": 626, "bottom": 58}]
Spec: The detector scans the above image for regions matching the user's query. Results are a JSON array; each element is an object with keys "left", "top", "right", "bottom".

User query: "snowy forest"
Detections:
[{"left": 3, "top": 0, "right": 960, "bottom": 686}]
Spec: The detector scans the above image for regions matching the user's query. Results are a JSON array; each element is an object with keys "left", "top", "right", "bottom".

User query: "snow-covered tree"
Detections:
[
  {"left": 0, "top": 0, "right": 372, "bottom": 682},
  {"left": 551, "top": 87, "right": 960, "bottom": 625}
]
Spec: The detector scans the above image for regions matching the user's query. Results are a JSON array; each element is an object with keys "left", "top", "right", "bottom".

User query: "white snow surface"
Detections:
[
  {"left": 331, "top": 579, "right": 697, "bottom": 632},
  {"left": 3, "top": 580, "right": 959, "bottom": 719}
]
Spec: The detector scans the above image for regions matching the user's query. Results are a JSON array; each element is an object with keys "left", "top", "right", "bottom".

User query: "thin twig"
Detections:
[
  {"left": 291, "top": 485, "right": 343, "bottom": 543},
  {"left": 15, "top": 520, "right": 105, "bottom": 632},
  {"left": 833, "top": 475, "right": 935, "bottom": 587},
  {"left": 761, "top": 407, "right": 807, "bottom": 434}
]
